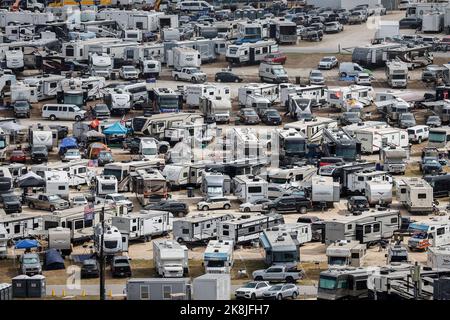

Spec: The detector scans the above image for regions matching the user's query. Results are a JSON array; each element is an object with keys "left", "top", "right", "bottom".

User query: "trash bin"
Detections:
[
  {"left": 295, "top": 76, "right": 301, "bottom": 84},
  {"left": 187, "top": 187, "right": 194, "bottom": 198}
]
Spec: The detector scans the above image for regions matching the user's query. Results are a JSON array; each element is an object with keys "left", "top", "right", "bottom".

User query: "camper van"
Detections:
[{"left": 258, "top": 62, "right": 289, "bottom": 84}]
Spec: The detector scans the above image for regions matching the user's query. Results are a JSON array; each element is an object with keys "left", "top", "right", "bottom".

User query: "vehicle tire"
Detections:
[
  {"left": 28, "top": 202, "right": 35, "bottom": 209},
  {"left": 292, "top": 292, "right": 298, "bottom": 299},
  {"left": 202, "top": 206, "right": 209, "bottom": 211},
  {"left": 144, "top": 235, "right": 151, "bottom": 242},
  {"left": 177, "top": 238, "right": 184, "bottom": 244},
  {"left": 235, "top": 78, "right": 240, "bottom": 83},
  {"left": 270, "top": 208, "right": 277, "bottom": 214},
  {"left": 174, "top": 75, "right": 179, "bottom": 81},
  {"left": 418, "top": 137, "right": 422, "bottom": 144},
  {"left": 277, "top": 294, "right": 283, "bottom": 300},
  {"left": 340, "top": 72, "right": 347, "bottom": 78},
  {"left": 50, "top": 115, "right": 56, "bottom": 121},
  {"left": 224, "top": 204, "right": 230, "bottom": 210},
  {"left": 251, "top": 293, "right": 256, "bottom": 300},
  {"left": 216, "top": 78, "right": 220, "bottom": 82},
  {"left": 300, "top": 206, "right": 307, "bottom": 214},
  {"left": 191, "top": 77, "right": 196, "bottom": 83},
  {"left": 286, "top": 276, "right": 295, "bottom": 283},
  {"left": 244, "top": 207, "right": 251, "bottom": 213},
  {"left": 49, "top": 205, "right": 55, "bottom": 212},
  {"left": 254, "top": 276, "right": 263, "bottom": 281},
  {"left": 75, "top": 115, "right": 81, "bottom": 121}
]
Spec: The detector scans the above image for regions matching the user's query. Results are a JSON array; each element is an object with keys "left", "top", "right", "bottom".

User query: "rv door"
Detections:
[{"left": 356, "top": 222, "right": 382, "bottom": 244}]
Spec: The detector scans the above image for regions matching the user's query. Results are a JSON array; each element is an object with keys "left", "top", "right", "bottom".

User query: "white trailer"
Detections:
[
  {"left": 385, "top": 60, "right": 409, "bottom": 89},
  {"left": 185, "top": 84, "right": 230, "bottom": 108},
  {"left": 48, "top": 227, "right": 72, "bottom": 256},
  {"left": 153, "top": 239, "right": 189, "bottom": 278},
  {"left": 22, "top": 75, "right": 65, "bottom": 101},
  {"left": 204, "top": 240, "right": 234, "bottom": 274},
  {"left": 422, "top": 12, "right": 444, "bottom": 33},
  {"left": 0, "top": 213, "right": 42, "bottom": 240},
  {"left": 284, "top": 117, "right": 338, "bottom": 144},
  {"left": 173, "top": 213, "right": 234, "bottom": 243},
  {"left": 396, "top": 177, "right": 434, "bottom": 215},
  {"left": 0, "top": 225, "right": 9, "bottom": 259},
  {"left": 168, "top": 47, "right": 201, "bottom": 70},
  {"left": 226, "top": 40, "right": 278, "bottom": 65},
  {"left": 238, "top": 83, "right": 279, "bottom": 107},
  {"left": 353, "top": 126, "right": 409, "bottom": 154},
  {"left": 44, "top": 171, "right": 70, "bottom": 200},
  {"left": 199, "top": 96, "right": 232, "bottom": 124},
  {"left": 326, "top": 85, "right": 374, "bottom": 110},
  {"left": 427, "top": 246, "right": 450, "bottom": 269},
  {"left": 326, "top": 240, "right": 367, "bottom": 267},
  {"left": 193, "top": 273, "right": 231, "bottom": 300},
  {"left": 311, "top": 175, "right": 340, "bottom": 206},
  {"left": 232, "top": 175, "right": 268, "bottom": 203},
  {"left": 365, "top": 180, "right": 393, "bottom": 206},
  {"left": 112, "top": 210, "right": 173, "bottom": 242}
]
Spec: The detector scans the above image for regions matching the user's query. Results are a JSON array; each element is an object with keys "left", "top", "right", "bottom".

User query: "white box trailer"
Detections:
[
  {"left": 353, "top": 126, "right": 409, "bottom": 154},
  {"left": 111, "top": 210, "right": 173, "bottom": 241},
  {"left": 365, "top": 180, "right": 393, "bottom": 206},
  {"left": 395, "top": 177, "right": 434, "bottom": 214},
  {"left": 185, "top": 84, "right": 230, "bottom": 108},
  {"left": 192, "top": 273, "right": 231, "bottom": 300},
  {"left": 311, "top": 175, "right": 340, "bottom": 206},
  {"left": 422, "top": 12, "right": 444, "bottom": 33},
  {"left": 47, "top": 227, "right": 72, "bottom": 256},
  {"left": 374, "top": 21, "right": 399, "bottom": 39},
  {"left": 168, "top": 46, "right": 201, "bottom": 70}
]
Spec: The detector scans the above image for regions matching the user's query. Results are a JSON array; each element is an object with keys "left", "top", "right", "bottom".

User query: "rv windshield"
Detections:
[
  {"left": 23, "top": 257, "right": 38, "bottom": 264},
  {"left": 429, "top": 131, "right": 446, "bottom": 143},
  {"left": 319, "top": 276, "right": 337, "bottom": 290},
  {"left": 206, "top": 260, "right": 225, "bottom": 267},
  {"left": 64, "top": 94, "right": 83, "bottom": 107},
  {"left": 336, "top": 145, "right": 357, "bottom": 160},
  {"left": 102, "top": 169, "right": 122, "bottom": 181},
  {"left": 392, "top": 74, "right": 406, "bottom": 80},
  {"left": 285, "top": 139, "right": 305, "bottom": 154},
  {"left": 0, "top": 138, "right": 6, "bottom": 149},
  {"left": 273, "top": 251, "right": 298, "bottom": 263},
  {"left": 159, "top": 97, "right": 179, "bottom": 110},
  {"left": 328, "top": 257, "right": 347, "bottom": 266}
]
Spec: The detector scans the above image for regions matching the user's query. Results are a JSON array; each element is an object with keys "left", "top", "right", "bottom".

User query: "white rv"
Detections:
[
  {"left": 396, "top": 177, "right": 434, "bottom": 215},
  {"left": 44, "top": 171, "right": 70, "bottom": 200},
  {"left": 203, "top": 239, "right": 234, "bottom": 274},
  {"left": 408, "top": 218, "right": 450, "bottom": 250},
  {"left": 226, "top": 40, "right": 279, "bottom": 65},
  {"left": 185, "top": 84, "right": 230, "bottom": 108},
  {"left": 0, "top": 225, "right": 9, "bottom": 258},
  {"left": 326, "top": 240, "right": 367, "bottom": 267},
  {"left": 153, "top": 239, "right": 189, "bottom": 278},
  {"left": 385, "top": 60, "right": 409, "bottom": 89},
  {"left": 168, "top": 46, "right": 201, "bottom": 70},
  {"left": 232, "top": 175, "right": 268, "bottom": 203},
  {"left": 353, "top": 126, "right": 409, "bottom": 154},
  {"left": 427, "top": 246, "right": 450, "bottom": 269},
  {"left": 284, "top": 117, "right": 338, "bottom": 144},
  {"left": 89, "top": 53, "right": 113, "bottom": 79},
  {"left": 112, "top": 210, "right": 173, "bottom": 242}
]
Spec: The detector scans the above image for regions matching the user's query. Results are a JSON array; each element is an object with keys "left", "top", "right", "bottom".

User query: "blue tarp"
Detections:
[
  {"left": 15, "top": 239, "right": 39, "bottom": 249},
  {"left": 59, "top": 137, "right": 78, "bottom": 155},
  {"left": 103, "top": 122, "right": 128, "bottom": 135},
  {"left": 45, "top": 249, "right": 65, "bottom": 270}
]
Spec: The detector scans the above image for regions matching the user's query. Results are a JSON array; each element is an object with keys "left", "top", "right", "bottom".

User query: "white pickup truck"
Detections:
[{"left": 172, "top": 67, "right": 207, "bottom": 83}]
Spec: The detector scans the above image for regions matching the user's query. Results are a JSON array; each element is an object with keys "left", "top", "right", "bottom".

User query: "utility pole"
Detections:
[{"left": 99, "top": 206, "right": 105, "bottom": 300}]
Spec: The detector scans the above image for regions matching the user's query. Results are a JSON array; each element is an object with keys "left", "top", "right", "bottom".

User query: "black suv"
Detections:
[
  {"left": 31, "top": 145, "right": 49, "bottom": 163},
  {"left": 263, "top": 195, "right": 312, "bottom": 214},
  {"left": 0, "top": 192, "right": 22, "bottom": 214},
  {"left": 347, "top": 196, "right": 369, "bottom": 213},
  {"left": 81, "top": 259, "right": 100, "bottom": 278},
  {"left": 145, "top": 200, "right": 189, "bottom": 217}
]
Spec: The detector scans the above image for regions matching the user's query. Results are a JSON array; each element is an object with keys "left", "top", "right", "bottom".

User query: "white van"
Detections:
[
  {"left": 176, "top": 1, "right": 214, "bottom": 12},
  {"left": 42, "top": 104, "right": 87, "bottom": 121},
  {"left": 407, "top": 125, "right": 429, "bottom": 143},
  {"left": 339, "top": 62, "right": 365, "bottom": 78}
]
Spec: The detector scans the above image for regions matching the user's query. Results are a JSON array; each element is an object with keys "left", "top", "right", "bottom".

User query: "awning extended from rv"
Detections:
[
  {"left": 102, "top": 122, "right": 128, "bottom": 135},
  {"left": 0, "top": 121, "right": 26, "bottom": 132},
  {"left": 204, "top": 252, "right": 229, "bottom": 261},
  {"left": 15, "top": 239, "right": 40, "bottom": 249}
]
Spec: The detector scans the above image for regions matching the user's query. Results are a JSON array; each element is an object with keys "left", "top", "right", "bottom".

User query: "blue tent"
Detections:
[
  {"left": 44, "top": 249, "right": 65, "bottom": 270},
  {"left": 59, "top": 137, "right": 78, "bottom": 155},
  {"left": 102, "top": 122, "right": 128, "bottom": 135},
  {"left": 15, "top": 239, "right": 39, "bottom": 249}
]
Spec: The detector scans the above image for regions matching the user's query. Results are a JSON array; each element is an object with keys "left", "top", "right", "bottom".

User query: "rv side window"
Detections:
[
  {"left": 418, "top": 193, "right": 427, "bottom": 199},
  {"left": 58, "top": 186, "right": 66, "bottom": 191},
  {"left": 364, "top": 225, "right": 371, "bottom": 234},
  {"left": 248, "top": 186, "right": 262, "bottom": 193},
  {"left": 74, "top": 220, "right": 84, "bottom": 230},
  {"left": 356, "top": 281, "right": 367, "bottom": 290},
  {"left": 140, "top": 285, "right": 150, "bottom": 300},
  {"left": 50, "top": 83, "right": 57, "bottom": 88},
  {"left": 437, "top": 227, "right": 445, "bottom": 235},
  {"left": 357, "top": 177, "right": 364, "bottom": 181},
  {"left": 67, "top": 221, "right": 72, "bottom": 230},
  {"left": 400, "top": 188, "right": 406, "bottom": 194},
  {"left": 183, "top": 172, "right": 188, "bottom": 178},
  {"left": 337, "top": 279, "right": 347, "bottom": 289},
  {"left": 132, "top": 226, "right": 137, "bottom": 232},
  {"left": 391, "top": 217, "right": 398, "bottom": 224},
  {"left": 249, "top": 227, "right": 255, "bottom": 233},
  {"left": 85, "top": 219, "right": 93, "bottom": 228},
  {"left": 222, "top": 230, "right": 229, "bottom": 236},
  {"left": 182, "top": 228, "right": 189, "bottom": 234},
  {"left": 47, "top": 106, "right": 58, "bottom": 111},
  {"left": 14, "top": 225, "right": 20, "bottom": 234},
  {"left": 347, "top": 225, "right": 352, "bottom": 230},
  {"left": 373, "top": 223, "right": 380, "bottom": 233}
]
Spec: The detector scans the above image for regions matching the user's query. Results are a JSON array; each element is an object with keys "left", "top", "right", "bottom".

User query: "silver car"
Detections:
[
  {"left": 318, "top": 56, "right": 338, "bottom": 70},
  {"left": 309, "top": 70, "right": 325, "bottom": 85},
  {"left": 239, "top": 198, "right": 272, "bottom": 212},
  {"left": 262, "top": 284, "right": 299, "bottom": 300}
]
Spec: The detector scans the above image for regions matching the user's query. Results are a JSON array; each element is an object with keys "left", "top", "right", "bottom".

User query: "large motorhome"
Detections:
[
  {"left": 428, "top": 126, "right": 450, "bottom": 151},
  {"left": 395, "top": 177, "right": 434, "bottom": 215},
  {"left": 185, "top": 83, "right": 231, "bottom": 108},
  {"left": 173, "top": 213, "right": 234, "bottom": 243},
  {"left": 326, "top": 240, "right": 367, "bottom": 268},
  {"left": 217, "top": 213, "right": 285, "bottom": 244},
  {"left": 284, "top": 117, "right": 338, "bottom": 144},
  {"left": 260, "top": 223, "right": 311, "bottom": 268},
  {"left": 322, "top": 128, "right": 361, "bottom": 161},
  {"left": 274, "top": 128, "right": 307, "bottom": 161},
  {"left": 326, "top": 85, "right": 374, "bottom": 110},
  {"left": 148, "top": 87, "right": 182, "bottom": 113},
  {"left": 203, "top": 239, "right": 234, "bottom": 274},
  {"left": 112, "top": 210, "right": 173, "bottom": 242},
  {"left": 385, "top": 60, "right": 409, "bottom": 89},
  {"left": 324, "top": 208, "right": 401, "bottom": 245},
  {"left": 130, "top": 168, "right": 167, "bottom": 206},
  {"left": 201, "top": 171, "right": 231, "bottom": 198},
  {"left": 427, "top": 245, "right": 450, "bottom": 269},
  {"left": 225, "top": 40, "right": 279, "bottom": 65},
  {"left": 237, "top": 83, "right": 279, "bottom": 107}
]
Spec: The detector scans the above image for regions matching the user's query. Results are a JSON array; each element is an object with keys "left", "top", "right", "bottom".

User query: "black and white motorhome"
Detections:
[
  {"left": 217, "top": 213, "right": 285, "bottom": 244},
  {"left": 112, "top": 210, "right": 173, "bottom": 242},
  {"left": 274, "top": 128, "right": 307, "bottom": 161},
  {"left": 322, "top": 128, "right": 362, "bottom": 162},
  {"left": 203, "top": 239, "right": 234, "bottom": 274},
  {"left": 173, "top": 213, "right": 234, "bottom": 243},
  {"left": 324, "top": 208, "right": 401, "bottom": 245},
  {"left": 260, "top": 223, "right": 311, "bottom": 268}
]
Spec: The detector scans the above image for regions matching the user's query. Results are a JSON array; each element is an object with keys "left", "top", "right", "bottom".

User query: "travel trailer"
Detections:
[
  {"left": 284, "top": 117, "right": 338, "bottom": 144},
  {"left": 365, "top": 180, "right": 393, "bottom": 206},
  {"left": 427, "top": 246, "right": 450, "bottom": 269},
  {"left": 324, "top": 208, "right": 401, "bottom": 245},
  {"left": 173, "top": 213, "right": 234, "bottom": 243},
  {"left": 385, "top": 60, "right": 409, "bottom": 89},
  {"left": 112, "top": 210, "right": 173, "bottom": 242},
  {"left": 396, "top": 177, "right": 434, "bottom": 215},
  {"left": 44, "top": 171, "right": 70, "bottom": 200},
  {"left": 167, "top": 46, "right": 201, "bottom": 70},
  {"left": 0, "top": 225, "right": 10, "bottom": 258},
  {"left": 353, "top": 126, "right": 409, "bottom": 154},
  {"left": 47, "top": 227, "right": 72, "bottom": 257},
  {"left": 217, "top": 213, "right": 285, "bottom": 244},
  {"left": 131, "top": 113, "right": 204, "bottom": 137},
  {"left": 153, "top": 239, "right": 189, "bottom": 278},
  {"left": 22, "top": 75, "right": 65, "bottom": 101},
  {"left": 94, "top": 224, "right": 128, "bottom": 256},
  {"left": 203, "top": 240, "right": 234, "bottom": 274},
  {"left": 225, "top": 40, "right": 279, "bottom": 65},
  {"left": 0, "top": 214, "right": 42, "bottom": 240},
  {"left": 130, "top": 168, "right": 167, "bottom": 206}
]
